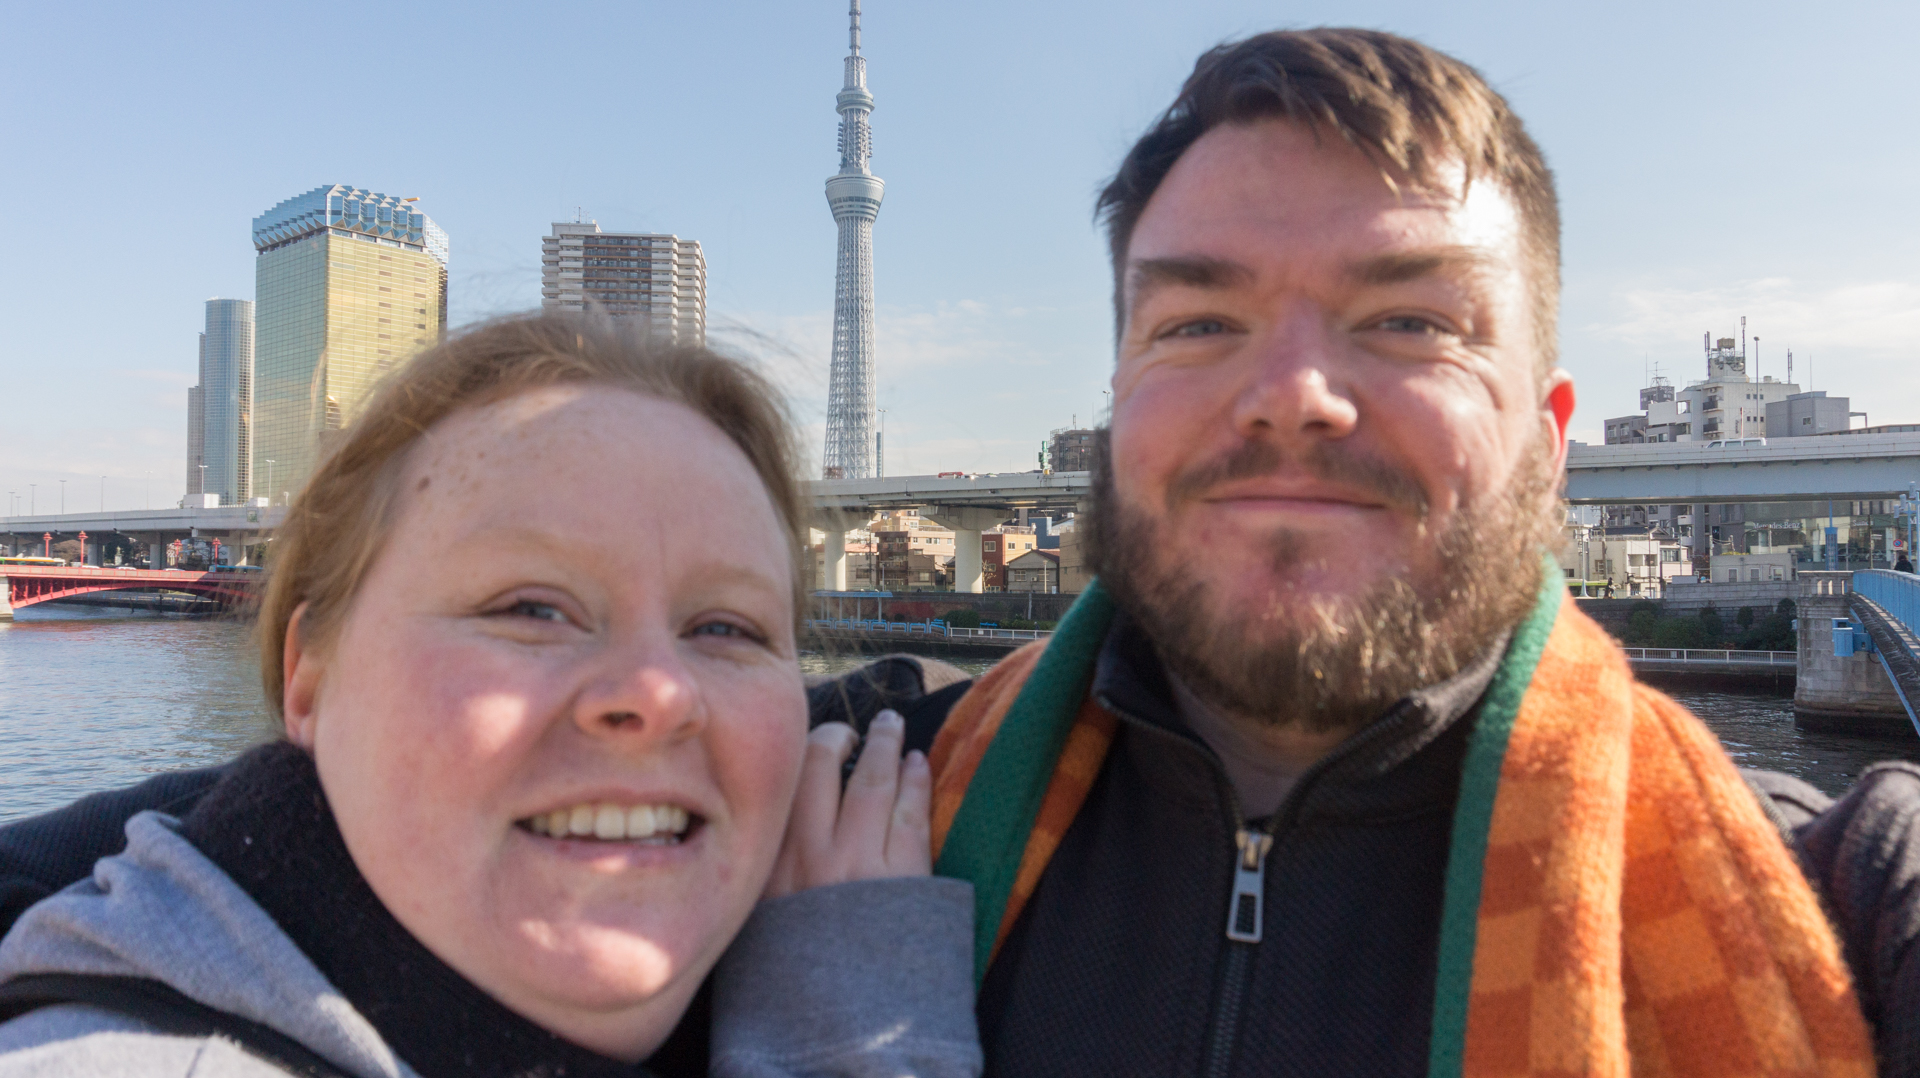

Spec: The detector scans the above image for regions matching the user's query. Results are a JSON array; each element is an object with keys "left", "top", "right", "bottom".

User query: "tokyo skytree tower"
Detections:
[{"left": 822, "top": 0, "right": 884, "bottom": 479}]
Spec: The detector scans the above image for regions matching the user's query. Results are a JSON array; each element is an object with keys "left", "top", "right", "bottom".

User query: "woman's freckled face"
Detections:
[{"left": 293, "top": 386, "right": 806, "bottom": 1061}]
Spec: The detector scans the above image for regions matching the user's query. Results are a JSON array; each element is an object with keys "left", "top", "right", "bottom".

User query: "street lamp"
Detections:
[
  {"left": 29, "top": 484, "right": 35, "bottom": 514},
  {"left": 58, "top": 479, "right": 65, "bottom": 514},
  {"left": 100, "top": 476, "right": 105, "bottom": 512}
]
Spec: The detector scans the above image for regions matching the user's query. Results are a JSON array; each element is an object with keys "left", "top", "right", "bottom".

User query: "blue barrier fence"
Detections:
[{"left": 1856, "top": 570, "right": 1920, "bottom": 639}]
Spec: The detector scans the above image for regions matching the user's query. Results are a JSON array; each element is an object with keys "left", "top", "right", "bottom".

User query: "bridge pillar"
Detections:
[
  {"left": 148, "top": 540, "right": 167, "bottom": 571},
  {"left": 1794, "top": 571, "right": 1909, "bottom": 733},
  {"left": 924, "top": 505, "right": 1008, "bottom": 594},
  {"left": 808, "top": 510, "right": 867, "bottom": 593},
  {"left": 0, "top": 576, "right": 11, "bottom": 622},
  {"left": 823, "top": 530, "right": 848, "bottom": 591}
]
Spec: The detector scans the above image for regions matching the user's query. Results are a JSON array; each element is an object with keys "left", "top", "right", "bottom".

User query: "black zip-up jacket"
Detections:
[{"left": 976, "top": 612, "right": 1503, "bottom": 1077}]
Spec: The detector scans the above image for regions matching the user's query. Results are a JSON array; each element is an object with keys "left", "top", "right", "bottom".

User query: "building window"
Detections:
[
  {"left": 984, "top": 541, "right": 996, "bottom": 551},
  {"left": 1749, "top": 568, "right": 1761, "bottom": 582},
  {"left": 1727, "top": 569, "right": 1739, "bottom": 582}
]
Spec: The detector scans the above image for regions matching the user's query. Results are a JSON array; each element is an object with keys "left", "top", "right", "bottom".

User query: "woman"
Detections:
[{"left": 0, "top": 314, "right": 979, "bottom": 1077}]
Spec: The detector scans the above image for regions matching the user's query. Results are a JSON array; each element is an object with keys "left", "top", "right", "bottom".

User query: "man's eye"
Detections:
[
  {"left": 1375, "top": 315, "right": 1448, "bottom": 335},
  {"left": 503, "top": 600, "right": 568, "bottom": 623},
  {"left": 1167, "top": 318, "right": 1228, "bottom": 339}
]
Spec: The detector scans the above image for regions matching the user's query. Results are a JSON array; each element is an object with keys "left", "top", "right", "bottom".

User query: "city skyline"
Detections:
[{"left": 5, "top": 1, "right": 1920, "bottom": 510}]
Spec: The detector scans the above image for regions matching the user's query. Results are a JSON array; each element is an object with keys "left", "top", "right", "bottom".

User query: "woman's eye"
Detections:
[
  {"left": 503, "top": 599, "right": 569, "bottom": 623},
  {"left": 690, "top": 620, "right": 760, "bottom": 642}
]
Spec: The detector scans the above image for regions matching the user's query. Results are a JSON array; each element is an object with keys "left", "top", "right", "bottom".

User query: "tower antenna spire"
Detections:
[{"left": 822, "top": 0, "right": 884, "bottom": 479}]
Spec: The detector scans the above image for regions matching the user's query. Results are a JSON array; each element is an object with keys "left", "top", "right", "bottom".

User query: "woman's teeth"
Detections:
[{"left": 523, "top": 802, "right": 692, "bottom": 843}]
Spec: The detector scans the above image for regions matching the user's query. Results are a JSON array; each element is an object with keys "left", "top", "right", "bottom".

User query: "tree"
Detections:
[
  {"left": 1697, "top": 606, "right": 1725, "bottom": 646},
  {"left": 1737, "top": 606, "right": 1755, "bottom": 629},
  {"left": 50, "top": 539, "right": 82, "bottom": 563}
]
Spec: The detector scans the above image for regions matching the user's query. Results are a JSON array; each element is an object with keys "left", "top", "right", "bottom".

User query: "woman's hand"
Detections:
[{"left": 764, "top": 710, "right": 931, "bottom": 898}]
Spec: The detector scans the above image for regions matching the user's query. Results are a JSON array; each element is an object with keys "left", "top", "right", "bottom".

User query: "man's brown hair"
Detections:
[
  {"left": 1096, "top": 28, "right": 1561, "bottom": 370},
  {"left": 255, "top": 312, "right": 805, "bottom": 718}
]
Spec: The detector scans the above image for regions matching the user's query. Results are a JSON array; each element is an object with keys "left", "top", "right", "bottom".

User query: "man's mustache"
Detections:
[{"left": 1164, "top": 439, "right": 1429, "bottom": 516}]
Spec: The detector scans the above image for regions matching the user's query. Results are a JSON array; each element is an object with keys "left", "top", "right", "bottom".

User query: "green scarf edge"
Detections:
[
  {"left": 933, "top": 578, "right": 1116, "bottom": 985},
  {"left": 1425, "top": 557, "right": 1564, "bottom": 1078}
]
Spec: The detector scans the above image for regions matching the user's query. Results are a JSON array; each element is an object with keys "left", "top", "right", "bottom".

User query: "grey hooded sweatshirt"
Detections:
[{"left": 0, "top": 813, "right": 980, "bottom": 1078}]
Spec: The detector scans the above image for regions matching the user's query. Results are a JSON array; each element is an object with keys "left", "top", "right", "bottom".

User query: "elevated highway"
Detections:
[
  {"left": 2, "top": 505, "right": 285, "bottom": 568},
  {"left": 1564, "top": 432, "right": 1920, "bottom": 505}
]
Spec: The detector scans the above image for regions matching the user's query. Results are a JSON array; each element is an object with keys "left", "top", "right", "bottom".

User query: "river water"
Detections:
[{"left": 4, "top": 606, "right": 1917, "bottom": 822}]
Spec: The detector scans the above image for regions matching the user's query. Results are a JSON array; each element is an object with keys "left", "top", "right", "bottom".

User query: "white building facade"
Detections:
[{"left": 541, "top": 222, "right": 706, "bottom": 344}]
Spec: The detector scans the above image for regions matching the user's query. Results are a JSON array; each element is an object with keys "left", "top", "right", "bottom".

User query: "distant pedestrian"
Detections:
[
  {"left": 1604, "top": 581, "right": 1615, "bottom": 598},
  {"left": 1897, "top": 553, "right": 1914, "bottom": 573}
]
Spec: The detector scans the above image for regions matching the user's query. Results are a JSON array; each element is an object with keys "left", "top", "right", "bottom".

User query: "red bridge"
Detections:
[{"left": 0, "top": 565, "right": 262, "bottom": 620}]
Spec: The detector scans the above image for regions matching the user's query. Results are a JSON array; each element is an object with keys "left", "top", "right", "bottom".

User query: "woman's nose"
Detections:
[{"left": 571, "top": 644, "right": 703, "bottom": 745}]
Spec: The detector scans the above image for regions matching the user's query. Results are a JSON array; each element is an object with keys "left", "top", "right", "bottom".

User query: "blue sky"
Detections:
[{"left": 4, "top": 0, "right": 1918, "bottom": 511}]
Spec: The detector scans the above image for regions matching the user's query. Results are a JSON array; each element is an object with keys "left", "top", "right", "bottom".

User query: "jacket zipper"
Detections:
[
  {"left": 1095, "top": 691, "right": 1390, "bottom": 1078},
  {"left": 1199, "top": 824, "right": 1272, "bottom": 1078},
  {"left": 1192, "top": 731, "right": 1394, "bottom": 1078}
]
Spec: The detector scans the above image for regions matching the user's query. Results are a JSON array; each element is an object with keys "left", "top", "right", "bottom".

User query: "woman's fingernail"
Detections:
[{"left": 874, "top": 709, "right": 904, "bottom": 729}]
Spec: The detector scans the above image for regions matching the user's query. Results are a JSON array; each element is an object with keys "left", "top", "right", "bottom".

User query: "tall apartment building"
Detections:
[
  {"left": 251, "top": 186, "right": 448, "bottom": 501},
  {"left": 540, "top": 223, "right": 706, "bottom": 343},
  {"left": 183, "top": 299, "right": 255, "bottom": 505}
]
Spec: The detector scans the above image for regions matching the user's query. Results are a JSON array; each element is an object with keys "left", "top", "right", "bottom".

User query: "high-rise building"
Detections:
[
  {"left": 541, "top": 223, "right": 707, "bottom": 343},
  {"left": 183, "top": 299, "right": 255, "bottom": 505},
  {"left": 821, "top": 0, "right": 883, "bottom": 479},
  {"left": 251, "top": 186, "right": 448, "bottom": 501},
  {"left": 185, "top": 374, "right": 205, "bottom": 501}
]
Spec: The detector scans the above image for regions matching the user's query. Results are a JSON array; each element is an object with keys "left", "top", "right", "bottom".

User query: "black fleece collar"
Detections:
[
  {"left": 178, "top": 742, "right": 650, "bottom": 1078},
  {"left": 1091, "top": 608, "right": 1507, "bottom": 823}
]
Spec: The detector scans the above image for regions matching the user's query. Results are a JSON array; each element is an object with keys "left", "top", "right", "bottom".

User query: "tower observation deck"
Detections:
[{"left": 822, "top": 0, "right": 883, "bottom": 479}]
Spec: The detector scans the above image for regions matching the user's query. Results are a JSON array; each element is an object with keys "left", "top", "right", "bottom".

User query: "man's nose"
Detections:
[
  {"left": 1230, "top": 310, "right": 1359, "bottom": 445},
  {"left": 570, "top": 636, "right": 704, "bottom": 747}
]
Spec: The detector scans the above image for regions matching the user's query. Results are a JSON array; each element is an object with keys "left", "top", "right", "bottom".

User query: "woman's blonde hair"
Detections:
[{"left": 255, "top": 312, "right": 805, "bottom": 717}]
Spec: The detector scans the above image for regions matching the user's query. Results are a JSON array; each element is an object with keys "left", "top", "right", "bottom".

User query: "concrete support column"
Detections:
[
  {"left": 808, "top": 510, "right": 866, "bottom": 595},
  {"left": 149, "top": 540, "right": 167, "bottom": 571},
  {"left": 924, "top": 506, "right": 1009, "bottom": 595},
  {"left": 824, "top": 530, "right": 848, "bottom": 591},
  {"left": 0, "top": 576, "right": 12, "bottom": 622}
]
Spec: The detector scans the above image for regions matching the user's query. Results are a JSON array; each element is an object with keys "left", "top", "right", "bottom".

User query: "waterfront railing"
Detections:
[
  {"left": 804, "top": 618, "right": 1053, "bottom": 642},
  {"left": 1619, "top": 648, "right": 1795, "bottom": 665}
]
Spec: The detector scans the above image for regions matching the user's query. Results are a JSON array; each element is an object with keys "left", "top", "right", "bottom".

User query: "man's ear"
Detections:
[
  {"left": 1541, "top": 368, "right": 1577, "bottom": 474},
  {"left": 282, "top": 603, "right": 324, "bottom": 748}
]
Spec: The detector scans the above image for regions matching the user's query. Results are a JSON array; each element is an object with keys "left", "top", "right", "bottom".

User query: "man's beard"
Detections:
[{"left": 1088, "top": 431, "right": 1560, "bottom": 734}]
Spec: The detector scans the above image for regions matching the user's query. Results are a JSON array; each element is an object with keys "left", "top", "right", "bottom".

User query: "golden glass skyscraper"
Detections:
[{"left": 251, "top": 186, "right": 448, "bottom": 502}]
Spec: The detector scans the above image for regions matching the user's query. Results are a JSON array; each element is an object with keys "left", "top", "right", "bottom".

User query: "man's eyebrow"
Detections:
[
  {"left": 1348, "top": 246, "right": 1499, "bottom": 286},
  {"left": 1127, "top": 256, "right": 1255, "bottom": 305}
]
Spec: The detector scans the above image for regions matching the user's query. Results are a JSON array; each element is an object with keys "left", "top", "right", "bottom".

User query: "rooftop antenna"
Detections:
[
  {"left": 1741, "top": 315, "right": 1747, "bottom": 370},
  {"left": 1753, "top": 335, "right": 1760, "bottom": 383},
  {"left": 1787, "top": 348, "right": 1794, "bottom": 385}
]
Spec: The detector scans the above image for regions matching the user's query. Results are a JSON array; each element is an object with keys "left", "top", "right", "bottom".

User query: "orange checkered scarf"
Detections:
[{"left": 930, "top": 576, "right": 1875, "bottom": 1077}]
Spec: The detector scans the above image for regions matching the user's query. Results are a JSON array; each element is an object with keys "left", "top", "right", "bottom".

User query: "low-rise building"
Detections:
[
  {"left": 1708, "top": 552, "right": 1796, "bottom": 585},
  {"left": 1007, "top": 548, "right": 1062, "bottom": 593}
]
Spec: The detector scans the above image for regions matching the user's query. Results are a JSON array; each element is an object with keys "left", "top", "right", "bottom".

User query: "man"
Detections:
[
  {"left": 5, "top": 27, "right": 1920, "bottom": 1078},
  {"left": 922, "top": 29, "right": 1910, "bottom": 1078}
]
